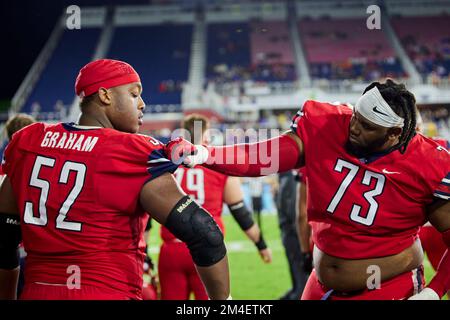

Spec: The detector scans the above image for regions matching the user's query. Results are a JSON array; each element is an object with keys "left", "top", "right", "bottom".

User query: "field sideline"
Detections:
[{"left": 148, "top": 213, "right": 441, "bottom": 300}]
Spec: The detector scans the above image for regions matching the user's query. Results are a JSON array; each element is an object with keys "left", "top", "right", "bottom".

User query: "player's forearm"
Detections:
[
  {"left": 204, "top": 135, "right": 302, "bottom": 177},
  {"left": 196, "top": 256, "right": 230, "bottom": 300},
  {"left": 228, "top": 202, "right": 267, "bottom": 251},
  {"left": 297, "top": 209, "right": 311, "bottom": 252},
  {"left": 297, "top": 182, "right": 311, "bottom": 253},
  {"left": 298, "top": 215, "right": 311, "bottom": 253},
  {"left": 244, "top": 224, "right": 268, "bottom": 253},
  {"left": 0, "top": 267, "right": 19, "bottom": 300},
  {"left": 244, "top": 224, "right": 260, "bottom": 243}
]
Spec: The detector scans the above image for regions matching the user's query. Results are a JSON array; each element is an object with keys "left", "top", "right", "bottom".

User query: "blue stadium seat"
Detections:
[
  {"left": 24, "top": 28, "right": 101, "bottom": 113},
  {"left": 107, "top": 24, "right": 192, "bottom": 108},
  {"left": 206, "top": 23, "right": 251, "bottom": 80}
]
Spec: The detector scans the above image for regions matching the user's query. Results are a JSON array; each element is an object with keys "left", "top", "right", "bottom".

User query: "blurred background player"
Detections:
[
  {"left": 166, "top": 79, "right": 450, "bottom": 300},
  {"left": 1, "top": 113, "right": 36, "bottom": 298},
  {"left": 4, "top": 114, "right": 36, "bottom": 143},
  {"left": 247, "top": 176, "right": 264, "bottom": 229},
  {"left": 275, "top": 169, "right": 308, "bottom": 300},
  {"left": 158, "top": 114, "right": 271, "bottom": 300},
  {"left": 0, "top": 59, "right": 230, "bottom": 300}
]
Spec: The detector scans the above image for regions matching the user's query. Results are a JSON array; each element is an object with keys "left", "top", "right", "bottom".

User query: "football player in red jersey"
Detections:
[
  {"left": 159, "top": 114, "right": 272, "bottom": 300},
  {"left": 166, "top": 79, "right": 450, "bottom": 300},
  {"left": 0, "top": 59, "right": 230, "bottom": 300}
]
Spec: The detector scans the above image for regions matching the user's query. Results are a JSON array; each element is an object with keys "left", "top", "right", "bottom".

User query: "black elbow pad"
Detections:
[
  {"left": 0, "top": 214, "right": 21, "bottom": 269},
  {"left": 228, "top": 201, "right": 254, "bottom": 231},
  {"left": 165, "top": 196, "right": 226, "bottom": 267}
]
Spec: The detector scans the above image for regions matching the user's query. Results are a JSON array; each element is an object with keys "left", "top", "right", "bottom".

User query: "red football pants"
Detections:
[
  {"left": 158, "top": 241, "right": 208, "bottom": 300},
  {"left": 20, "top": 282, "right": 135, "bottom": 300},
  {"left": 419, "top": 225, "right": 447, "bottom": 271},
  {"left": 301, "top": 266, "right": 425, "bottom": 300}
]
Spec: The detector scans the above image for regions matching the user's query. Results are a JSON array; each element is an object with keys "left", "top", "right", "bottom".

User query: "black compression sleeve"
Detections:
[
  {"left": 255, "top": 233, "right": 267, "bottom": 251},
  {"left": 0, "top": 214, "right": 21, "bottom": 269},
  {"left": 228, "top": 201, "right": 254, "bottom": 231}
]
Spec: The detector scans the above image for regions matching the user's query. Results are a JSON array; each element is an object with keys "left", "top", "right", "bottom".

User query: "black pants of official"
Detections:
[{"left": 276, "top": 171, "right": 310, "bottom": 300}]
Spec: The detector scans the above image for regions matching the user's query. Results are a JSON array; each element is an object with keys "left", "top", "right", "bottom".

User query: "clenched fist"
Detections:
[{"left": 164, "top": 137, "right": 209, "bottom": 167}]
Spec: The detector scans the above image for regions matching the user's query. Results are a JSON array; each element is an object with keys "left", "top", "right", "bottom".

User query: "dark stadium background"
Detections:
[{"left": 0, "top": 0, "right": 151, "bottom": 100}]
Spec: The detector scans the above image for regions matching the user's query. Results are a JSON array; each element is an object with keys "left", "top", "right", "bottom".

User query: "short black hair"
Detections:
[{"left": 363, "top": 79, "right": 417, "bottom": 154}]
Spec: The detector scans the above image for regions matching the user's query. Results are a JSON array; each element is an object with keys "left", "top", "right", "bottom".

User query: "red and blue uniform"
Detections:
[
  {"left": 2, "top": 122, "right": 177, "bottom": 300},
  {"left": 290, "top": 101, "right": 450, "bottom": 299}
]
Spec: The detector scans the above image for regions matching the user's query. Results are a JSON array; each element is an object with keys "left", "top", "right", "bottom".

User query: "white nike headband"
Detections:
[{"left": 355, "top": 87, "right": 404, "bottom": 128}]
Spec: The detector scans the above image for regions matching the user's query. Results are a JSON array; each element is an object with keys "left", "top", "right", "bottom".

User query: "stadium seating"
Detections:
[
  {"left": 299, "top": 17, "right": 405, "bottom": 80},
  {"left": 249, "top": 21, "right": 297, "bottom": 82},
  {"left": 206, "top": 22, "right": 251, "bottom": 82},
  {"left": 17, "top": 7, "right": 450, "bottom": 122},
  {"left": 24, "top": 28, "right": 101, "bottom": 115},
  {"left": 108, "top": 24, "right": 192, "bottom": 109},
  {"left": 391, "top": 15, "right": 450, "bottom": 78},
  {"left": 207, "top": 21, "right": 297, "bottom": 83}
]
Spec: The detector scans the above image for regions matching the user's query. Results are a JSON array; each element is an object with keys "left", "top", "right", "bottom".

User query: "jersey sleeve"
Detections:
[
  {"left": 433, "top": 138, "right": 449, "bottom": 150},
  {"left": 290, "top": 102, "right": 308, "bottom": 137},
  {"left": 289, "top": 100, "right": 324, "bottom": 149},
  {"left": 434, "top": 172, "right": 450, "bottom": 201},
  {"left": 132, "top": 135, "right": 179, "bottom": 182},
  {"left": 95, "top": 134, "right": 180, "bottom": 215},
  {"left": 429, "top": 146, "right": 450, "bottom": 201},
  {"left": 290, "top": 100, "right": 352, "bottom": 152}
]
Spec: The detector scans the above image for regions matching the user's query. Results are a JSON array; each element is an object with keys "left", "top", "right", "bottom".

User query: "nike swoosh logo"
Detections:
[
  {"left": 437, "top": 146, "right": 450, "bottom": 154},
  {"left": 382, "top": 169, "right": 401, "bottom": 175},
  {"left": 373, "top": 106, "right": 389, "bottom": 116}
]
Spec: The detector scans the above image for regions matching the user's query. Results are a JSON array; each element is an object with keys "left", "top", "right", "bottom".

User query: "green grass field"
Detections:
[{"left": 148, "top": 213, "right": 441, "bottom": 300}]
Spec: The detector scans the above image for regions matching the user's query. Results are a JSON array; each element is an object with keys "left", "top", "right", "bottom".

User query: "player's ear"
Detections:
[{"left": 98, "top": 87, "right": 112, "bottom": 105}]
